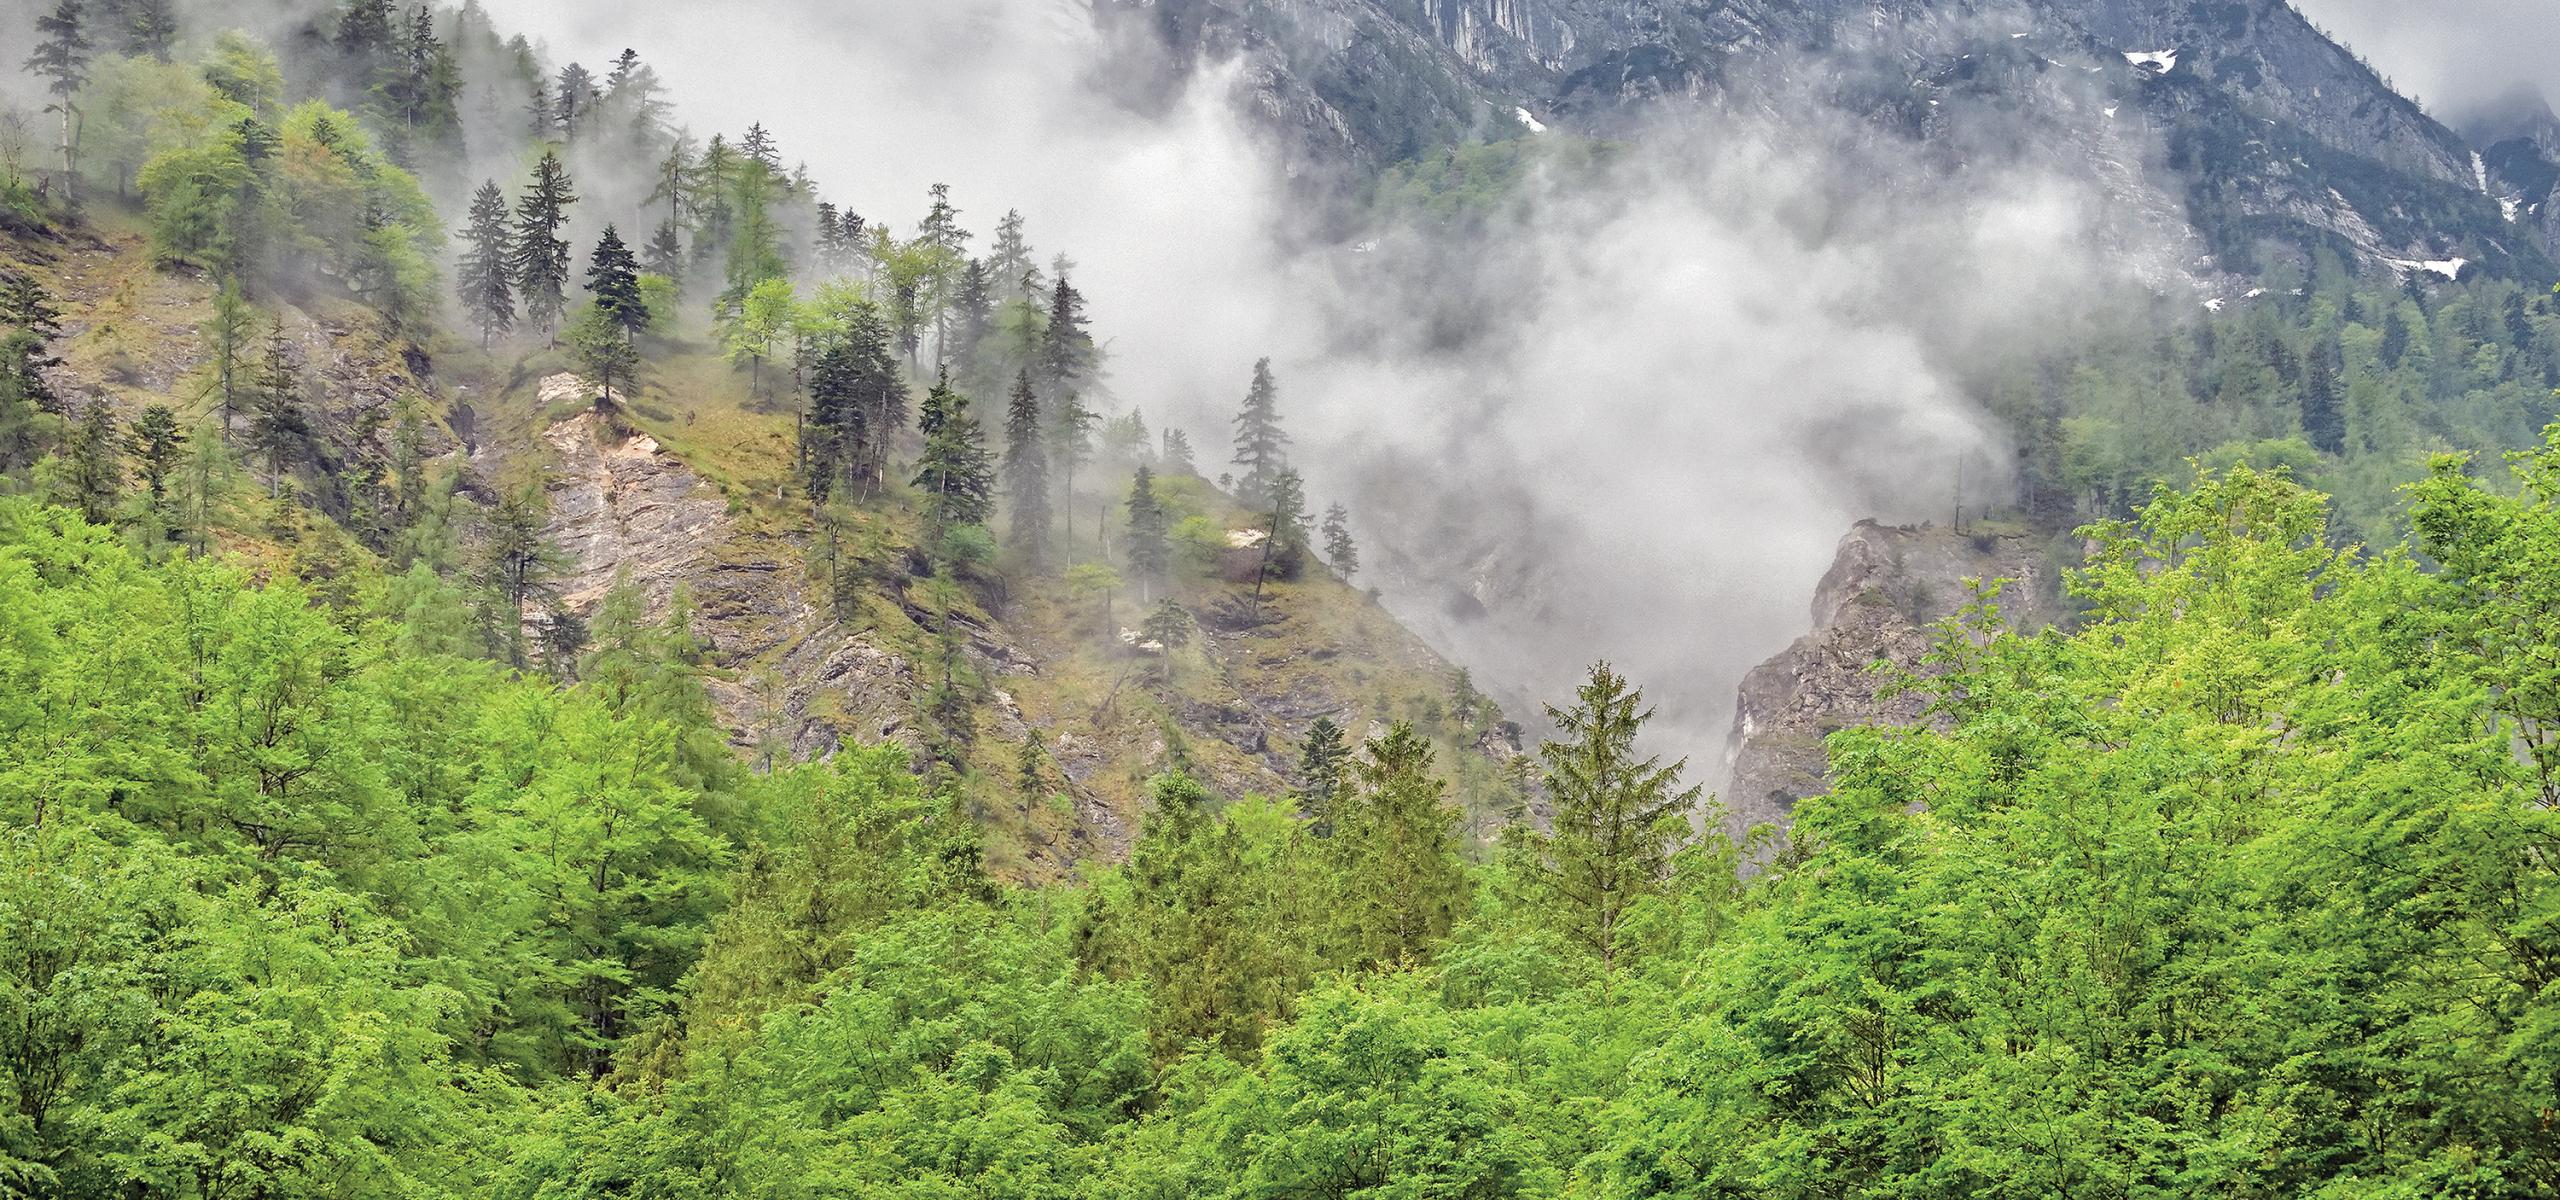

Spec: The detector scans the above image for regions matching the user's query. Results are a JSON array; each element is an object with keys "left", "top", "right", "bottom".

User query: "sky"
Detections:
[{"left": 2291, "top": 0, "right": 2560, "bottom": 126}]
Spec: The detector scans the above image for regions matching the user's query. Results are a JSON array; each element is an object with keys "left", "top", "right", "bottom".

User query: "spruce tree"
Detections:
[
  {"left": 2303, "top": 341, "right": 2345, "bottom": 456},
  {"left": 508, "top": 151, "right": 576, "bottom": 344},
  {"left": 1265, "top": 467, "right": 1311, "bottom": 579},
  {"left": 247, "top": 318, "right": 309, "bottom": 497},
  {"left": 584, "top": 224, "right": 647, "bottom": 340},
  {"left": 802, "top": 341, "right": 858, "bottom": 503},
  {"left": 642, "top": 219, "right": 686, "bottom": 287},
  {"left": 1231, "top": 357, "right": 1288, "bottom": 507},
  {"left": 1002, "top": 370, "right": 1052, "bottom": 566},
  {"left": 26, "top": 0, "right": 92, "bottom": 194},
  {"left": 65, "top": 400, "right": 120, "bottom": 524},
  {"left": 1297, "top": 716, "right": 1348, "bottom": 835},
  {"left": 127, "top": 403, "right": 184, "bottom": 505},
  {"left": 1330, "top": 722, "right": 1467, "bottom": 967},
  {"left": 125, "top": 0, "right": 178, "bottom": 61},
  {"left": 1126, "top": 465, "right": 1171, "bottom": 603},
  {"left": 553, "top": 62, "right": 595, "bottom": 138},
  {"left": 1322, "top": 502, "right": 1358, "bottom": 579},
  {"left": 1532, "top": 663, "right": 1699, "bottom": 975},
  {"left": 912, "top": 372, "right": 996, "bottom": 540},
  {"left": 457, "top": 181, "right": 514, "bottom": 348},
  {"left": 1162, "top": 427, "right": 1195, "bottom": 475}
]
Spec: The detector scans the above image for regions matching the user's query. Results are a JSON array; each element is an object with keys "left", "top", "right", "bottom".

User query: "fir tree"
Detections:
[
  {"left": 913, "top": 372, "right": 997, "bottom": 540},
  {"left": 989, "top": 208, "right": 1039, "bottom": 298},
  {"left": 642, "top": 219, "right": 686, "bottom": 288},
  {"left": 1126, "top": 465, "right": 1171, "bottom": 603},
  {"left": 2303, "top": 340, "right": 2345, "bottom": 456},
  {"left": 1531, "top": 663, "right": 1699, "bottom": 976},
  {"left": 127, "top": 403, "right": 184, "bottom": 505},
  {"left": 125, "top": 0, "right": 178, "bottom": 61},
  {"left": 1002, "top": 370, "right": 1051, "bottom": 566},
  {"left": 1231, "top": 357, "right": 1288, "bottom": 507},
  {"left": 1297, "top": 716, "right": 1348, "bottom": 835},
  {"left": 456, "top": 180, "right": 514, "bottom": 348},
  {"left": 584, "top": 224, "right": 648, "bottom": 340},
  {"left": 1263, "top": 467, "right": 1312, "bottom": 581},
  {"left": 553, "top": 62, "right": 596, "bottom": 138},
  {"left": 740, "top": 122, "right": 780, "bottom": 170},
  {"left": 1162, "top": 427, "right": 1195, "bottom": 475},
  {"left": 1322, "top": 502, "right": 1358, "bottom": 579},
  {"left": 247, "top": 318, "right": 309, "bottom": 497},
  {"left": 64, "top": 400, "right": 120, "bottom": 524},
  {"left": 1140, "top": 600, "right": 1193, "bottom": 681},
  {"left": 26, "top": 0, "right": 92, "bottom": 193},
  {"left": 1330, "top": 722, "right": 1467, "bottom": 967},
  {"left": 508, "top": 150, "right": 576, "bottom": 344}
]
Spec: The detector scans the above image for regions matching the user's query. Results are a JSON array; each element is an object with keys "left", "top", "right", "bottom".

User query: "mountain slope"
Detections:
[{"left": 1111, "top": 0, "right": 2549, "bottom": 281}]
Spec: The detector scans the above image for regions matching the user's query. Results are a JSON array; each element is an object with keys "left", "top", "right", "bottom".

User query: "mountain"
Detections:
[{"left": 1107, "top": 0, "right": 2550, "bottom": 281}]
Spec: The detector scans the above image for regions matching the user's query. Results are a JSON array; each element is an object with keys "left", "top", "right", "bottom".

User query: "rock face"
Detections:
[
  {"left": 531, "top": 392, "right": 1121, "bottom": 863},
  {"left": 1722, "top": 520, "right": 2063, "bottom": 832},
  {"left": 1107, "top": 0, "right": 2547, "bottom": 279}
]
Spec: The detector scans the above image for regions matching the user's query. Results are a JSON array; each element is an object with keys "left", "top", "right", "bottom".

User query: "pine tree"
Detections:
[
  {"left": 1297, "top": 716, "right": 1348, "bottom": 835},
  {"left": 509, "top": 151, "right": 576, "bottom": 344},
  {"left": 1002, "top": 370, "right": 1052, "bottom": 566},
  {"left": 1531, "top": 663, "right": 1699, "bottom": 975},
  {"left": 1232, "top": 357, "right": 1288, "bottom": 507},
  {"left": 1322, "top": 502, "right": 1358, "bottom": 579},
  {"left": 456, "top": 180, "right": 514, "bottom": 348},
  {"left": 2302, "top": 340, "right": 2345, "bottom": 456},
  {"left": 1330, "top": 722, "right": 1466, "bottom": 967},
  {"left": 912, "top": 373, "right": 996, "bottom": 540},
  {"left": 1162, "top": 427, "right": 1195, "bottom": 475},
  {"left": 26, "top": 0, "right": 92, "bottom": 194},
  {"left": 1037, "top": 275, "right": 1094, "bottom": 401},
  {"left": 584, "top": 225, "right": 647, "bottom": 340},
  {"left": 1126, "top": 465, "right": 1171, "bottom": 603}
]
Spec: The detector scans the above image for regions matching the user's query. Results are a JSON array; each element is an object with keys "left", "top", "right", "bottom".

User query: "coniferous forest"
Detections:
[{"left": 6, "top": 1, "right": 2560, "bottom": 1197}]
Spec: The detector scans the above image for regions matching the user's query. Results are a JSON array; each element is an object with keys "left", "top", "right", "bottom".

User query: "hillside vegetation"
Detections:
[{"left": 8, "top": 2, "right": 2560, "bottom": 1197}]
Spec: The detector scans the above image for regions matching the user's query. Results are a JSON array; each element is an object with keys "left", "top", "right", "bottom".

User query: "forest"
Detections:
[{"left": 5, "top": 1, "right": 2560, "bottom": 1197}]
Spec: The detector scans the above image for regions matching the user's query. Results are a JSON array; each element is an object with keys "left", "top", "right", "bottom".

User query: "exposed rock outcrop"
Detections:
[{"left": 1722, "top": 519, "right": 2064, "bottom": 832}]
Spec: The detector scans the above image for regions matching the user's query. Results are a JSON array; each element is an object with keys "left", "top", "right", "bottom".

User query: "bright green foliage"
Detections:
[
  {"left": 1522, "top": 663, "right": 1698, "bottom": 975},
  {"left": 1077, "top": 777, "right": 1325, "bottom": 1059},
  {"left": 1326, "top": 722, "right": 1467, "bottom": 968}
]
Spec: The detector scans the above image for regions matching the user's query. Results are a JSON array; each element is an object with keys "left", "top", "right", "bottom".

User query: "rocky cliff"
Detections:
[
  {"left": 1722, "top": 519, "right": 2064, "bottom": 832},
  {"left": 1107, "top": 0, "right": 2548, "bottom": 281}
]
